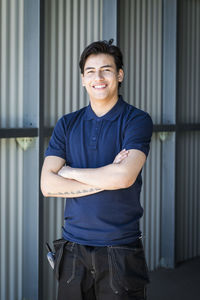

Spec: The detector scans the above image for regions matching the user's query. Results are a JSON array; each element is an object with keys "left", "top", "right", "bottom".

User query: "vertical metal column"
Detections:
[
  {"left": 102, "top": 0, "right": 117, "bottom": 43},
  {"left": 23, "top": 0, "right": 40, "bottom": 298},
  {"left": 160, "top": 0, "right": 177, "bottom": 268},
  {"left": 39, "top": 0, "right": 45, "bottom": 299}
]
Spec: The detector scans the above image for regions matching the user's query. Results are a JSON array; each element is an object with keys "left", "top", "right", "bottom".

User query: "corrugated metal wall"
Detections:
[
  {"left": 177, "top": 0, "right": 200, "bottom": 124},
  {"left": 0, "top": 1, "right": 24, "bottom": 299},
  {"left": 140, "top": 133, "right": 162, "bottom": 270},
  {"left": 44, "top": 0, "right": 103, "bottom": 127},
  {"left": 1, "top": 0, "right": 199, "bottom": 298},
  {"left": 0, "top": 139, "right": 23, "bottom": 300},
  {"left": 42, "top": 1, "right": 103, "bottom": 298},
  {"left": 118, "top": 0, "right": 163, "bottom": 270},
  {"left": 119, "top": 0, "right": 162, "bottom": 124},
  {"left": 0, "top": 0, "right": 24, "bottom": 128},
  {"left": 176, "top": 131, "right": 200, "bottom": 262},
  {"left": 176, "top": 0, "right": 200, "bottom": 262}
]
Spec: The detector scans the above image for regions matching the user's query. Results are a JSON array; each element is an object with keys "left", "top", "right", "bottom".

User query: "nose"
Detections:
[{"left": 95, "top": 70, "right": 104, "bottom": 80}]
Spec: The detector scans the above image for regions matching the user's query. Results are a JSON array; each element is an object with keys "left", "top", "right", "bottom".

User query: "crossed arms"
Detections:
[{"left": 40, "top": 149, "right": 146, "bottom": 198}]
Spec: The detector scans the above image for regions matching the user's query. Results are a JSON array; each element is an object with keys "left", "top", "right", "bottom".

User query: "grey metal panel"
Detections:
[
  {"left": 118, "top": 0, "right": 162, "bottom": 124},
  {"left": 41, "top": 137, "right": 64, "bottom": 300},
  {"left": 162, "top": 0, "right": 177, "bottom": 124},
  {"left": 118, "top": 0, "right": 163, "bottom": 270},
  {"left": 23, "top": 1, "right": 40, "bottom": 299},
  {"left": 0, "top": 1, "right": 25, "bottom": 300},
  {"left": 160, "top": 0, "right": 177, "bottom": 268},
  {"left": 0, "top": 139, "right": 23, "bottom": 300},
  {"left": 176, "top": 131, "right": 200, "bottom": 262},
  {"left": 42, "top": 1, "right": 103, "bottom": 299},
  {"left": 140, "top": 133, "right": 162, "bottom": 271},
  {"left": 0, "top": 0, "right": 24, "bottom": 127},
  {"left": 103, "top": 0, "right": 117, "bottom": 43},
  {"left": 44, "top": 0, "right": 103, "bottom": 127},
  {"left": 177, "top": 0, "right": 200, "bottom": 124},
  {"left": 176, "top": 0, "right": 200, "bottom": 262}
]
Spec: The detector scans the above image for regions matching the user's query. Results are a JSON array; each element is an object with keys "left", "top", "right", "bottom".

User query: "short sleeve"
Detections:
[
  {"left": 122, "top": 111, "right": 153, "bottom": 157},
  {"left": 45, "top": 117, "right": 66, "bottom": 160}
]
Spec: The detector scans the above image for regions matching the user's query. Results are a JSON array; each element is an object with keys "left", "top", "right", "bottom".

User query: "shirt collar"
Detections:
[{"left": 84, "top": 95, "right": 124, "bottom": 121}]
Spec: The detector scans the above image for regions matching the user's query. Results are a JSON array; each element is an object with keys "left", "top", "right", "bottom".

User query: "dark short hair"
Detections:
[{"left": 79, "top": 39, "right": 123, "bottom": 74}]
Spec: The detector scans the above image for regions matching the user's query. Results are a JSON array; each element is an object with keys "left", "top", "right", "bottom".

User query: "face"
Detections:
[{"left": 81, "top": 53, "right": 124, "bottom": 104}]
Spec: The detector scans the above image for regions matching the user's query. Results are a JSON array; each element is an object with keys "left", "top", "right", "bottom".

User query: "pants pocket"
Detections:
[
  {"left": 107, "top": 244, "right": 149, "bottom": 295},
  {"left": 53, "top": 239, "right": 68, "bottom": 280}
]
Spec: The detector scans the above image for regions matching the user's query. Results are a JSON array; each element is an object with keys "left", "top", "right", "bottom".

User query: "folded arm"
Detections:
[
  {"left": 58, "top": 149, "right": 146, "bottom": 190},
  {"left": 40, "top": 156, "right": 103, "bottom": 198},
  {"left": 40, "top": 150, "right": 129, "bottom": 198}
]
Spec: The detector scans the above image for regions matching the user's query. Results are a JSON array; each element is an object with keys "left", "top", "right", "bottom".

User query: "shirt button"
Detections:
[{"left": 92, "top": 137, "right": 96, "bottom": 141}]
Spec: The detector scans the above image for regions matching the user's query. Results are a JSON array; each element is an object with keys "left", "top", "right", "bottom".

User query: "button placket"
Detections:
[{"left": 89, "top": 119, "right": 102, "bottom": 149}]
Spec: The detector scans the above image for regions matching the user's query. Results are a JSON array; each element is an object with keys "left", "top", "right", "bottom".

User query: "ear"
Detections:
[
  {"left": 118, "top": 69, "right": 124, "bottom": 83},
  {"left": 81, "top": 74, "right": 85, "bottom": 87}
]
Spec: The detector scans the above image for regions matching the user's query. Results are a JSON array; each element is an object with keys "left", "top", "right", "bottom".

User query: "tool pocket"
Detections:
[
  {"left": 53, "top": 238, "right": 68, "bottom": 280},
  {"left": 107, "top": 243, "right": 149, "bottom": 297}
]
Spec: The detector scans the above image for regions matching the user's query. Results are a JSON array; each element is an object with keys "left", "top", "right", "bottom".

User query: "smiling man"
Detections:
[{"left": 41, "top": 39, "right": 153, "bottom": 300}]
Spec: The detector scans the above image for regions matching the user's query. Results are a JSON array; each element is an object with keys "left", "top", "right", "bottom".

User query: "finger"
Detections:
[{"left": 118, "top": 151, "right": 129, "bottom": 158}]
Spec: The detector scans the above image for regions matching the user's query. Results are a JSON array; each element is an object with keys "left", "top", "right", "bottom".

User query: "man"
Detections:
[{"left": 41, "top": 39, "right": 153, "bottom": 300}]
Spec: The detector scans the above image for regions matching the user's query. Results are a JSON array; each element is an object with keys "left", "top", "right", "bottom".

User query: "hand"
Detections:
[
  {"left": 113, "top": 149, "right": 129, "bottom": 164},
  {"left": 58, "top": 165, "right": 72, "bottom": 179}
]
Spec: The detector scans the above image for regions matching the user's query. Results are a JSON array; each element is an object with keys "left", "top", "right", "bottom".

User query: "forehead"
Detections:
[{"left": 84, "top": 53, "right": 116, "bottom": 70}]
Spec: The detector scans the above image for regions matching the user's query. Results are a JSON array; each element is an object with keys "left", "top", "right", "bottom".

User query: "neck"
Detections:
[{"left": 90, "top": 95, "right": 119, "bottom": 117}]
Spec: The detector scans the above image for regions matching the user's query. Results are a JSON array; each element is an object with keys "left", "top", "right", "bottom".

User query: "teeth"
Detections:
[{"left": 93, "top": 85, "right": 106, "bottom": 89}]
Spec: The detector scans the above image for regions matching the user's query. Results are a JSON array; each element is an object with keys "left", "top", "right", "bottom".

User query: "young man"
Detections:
[{"left": 41, "top": 40, "right": 153, "bottom": 300}]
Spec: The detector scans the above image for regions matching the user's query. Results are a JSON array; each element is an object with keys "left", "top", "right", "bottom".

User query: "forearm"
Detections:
[
  {"left": 41, "top": 170, "right": 103, "bottom": 198},
  {"left": 57, "top": 149, "right": 140, "bottom": 190},
  {"left": 62, "top": 163, "right": 130, "bottom": 190}
]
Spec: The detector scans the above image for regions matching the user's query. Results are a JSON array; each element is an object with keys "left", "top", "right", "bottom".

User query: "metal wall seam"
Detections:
[
  {"left": 0, "top": 0, "right": 24, "bottom": 128},
  {"left": 0, "top": 139, "right": 23, "bottom": 300}
]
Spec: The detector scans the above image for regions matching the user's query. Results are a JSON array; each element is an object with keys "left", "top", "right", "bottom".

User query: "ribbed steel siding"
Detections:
[
  {"left": 0, "top": 0, "right": 24, "bottom": 127},
  {"left": 176, "top": 0, "right": 200, "bottom": 262},
  {"left": 44, "top": 0, "right": 103, "bottom": 127},
  {"left": 42, "top": 1, "right": 103, "bottom": 298},
  {"left": 118, "top": 0, "right": 162, "bottom": 124},
  {"left": 176, "top": 131, "right": 200, "bottom": 262},
  {"left": 0, "top": 1, "right": 24, "bottom": 299},
  {"left": 118, "top": 0, "right": 162, "bottom": 270},
  {"left": 140, "top": 133, "right": 162, "bottom": 271},
  {"left": 0, "top": 139, "right": 23, "bottom": 300},
  {"left": 42, "top": 138, "right": 65, "bottom": 300},
  {"left": 177, "top": 0, "right": 200, "bottom": 123}
]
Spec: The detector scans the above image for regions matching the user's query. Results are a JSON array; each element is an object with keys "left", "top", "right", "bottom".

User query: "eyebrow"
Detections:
[{"left": 84, "top": 64, "right": 114, "bottom": 71}]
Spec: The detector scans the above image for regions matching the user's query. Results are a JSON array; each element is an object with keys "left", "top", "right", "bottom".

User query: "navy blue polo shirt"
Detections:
[{"left": 45, "top": 96, "right": 153, "bottom": 246}]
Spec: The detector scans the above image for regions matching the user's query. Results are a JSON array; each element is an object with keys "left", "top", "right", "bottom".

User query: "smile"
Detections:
[{"left": 92, "top": 84, "right": 107, "bottom": 89}]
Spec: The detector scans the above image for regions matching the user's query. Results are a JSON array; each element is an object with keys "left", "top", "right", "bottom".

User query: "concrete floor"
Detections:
[{"left": 147, "top": 257, "right": 200, "bottom": 300}]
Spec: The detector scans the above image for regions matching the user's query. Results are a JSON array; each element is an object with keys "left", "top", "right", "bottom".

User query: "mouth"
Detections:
[{"left": 92, "top": 84, "right": 107, "bottom": 89}]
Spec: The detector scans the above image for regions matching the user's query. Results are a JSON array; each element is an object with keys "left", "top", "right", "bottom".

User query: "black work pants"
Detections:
[{"left": 53, "top": 238, "right": 149, "bottom": 300}]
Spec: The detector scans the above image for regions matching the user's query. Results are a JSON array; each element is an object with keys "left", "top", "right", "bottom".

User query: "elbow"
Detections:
[
  {"left": 41, "top": 184, "right": 48, "bottom": 197},
  {"left": 120, "top": 176, "right": 136, "bottom": 189},
  {"left": 41, "top": 188, "right": 48, "bottom": 197},
  {"left": 40, "top": 178, "right": 50, "bottom": 197}
]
